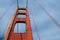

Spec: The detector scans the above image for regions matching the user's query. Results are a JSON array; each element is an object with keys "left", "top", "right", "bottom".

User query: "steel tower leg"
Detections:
[{"left": 4, "top": 7, "right": 33, "bottom": 40}]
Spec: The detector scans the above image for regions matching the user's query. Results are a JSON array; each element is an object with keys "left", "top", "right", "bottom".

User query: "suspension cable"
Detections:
[
  {"left": 0, "top": 3, "right": 14, "bottom": 20},
  {"left": 0, "top": 19, "right": 9, "bottom": 36},
  {"left": 26, "top": 0, "right": 28, "bottom": 8},
  {"left": 29, "top": 9, "right": 40, "bottom": 40},
  {"left": 17, "top": 0, "right": 19, "bottom": 8},
  {"left": 34, "top": 0, "right": 60, "bottom": 28},
  {"left": 0, "top": 1, "right": 16, "bottom": 35},
  {"left": 16, "top": 0, "right": 28, "bottom": 8}
]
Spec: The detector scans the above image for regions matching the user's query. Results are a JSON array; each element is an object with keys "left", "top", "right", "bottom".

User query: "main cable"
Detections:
[
  {"left": 0, "top": 2, "right": 14, "bottom": 20},
  {"left": 0, "top": 18, "right": 10, "bottom": 36},
  {"left": 0, "top": 0, "right": 16, "bottom": 35},
  {"left": 34, "top": 0, "right": 60, "bottom": 28}
]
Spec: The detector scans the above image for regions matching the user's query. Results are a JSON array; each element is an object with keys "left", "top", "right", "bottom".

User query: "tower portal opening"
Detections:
[{"left": 14, "top": 23, "right": 26, "bottom": 33}]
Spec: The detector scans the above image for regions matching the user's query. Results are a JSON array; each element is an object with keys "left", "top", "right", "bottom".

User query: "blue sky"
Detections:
[{"left": 0, "top": 0, "right": 60, "bottom": 40}]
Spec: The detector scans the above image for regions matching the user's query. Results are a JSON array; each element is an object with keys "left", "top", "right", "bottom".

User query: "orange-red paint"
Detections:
[{"left": 4, "top": 8, "right": 33, "bottom": 40}]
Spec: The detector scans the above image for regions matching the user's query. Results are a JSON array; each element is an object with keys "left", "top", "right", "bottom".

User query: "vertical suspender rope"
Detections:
[
  {"left": 29, "top": 10, "right": 40, "bottom": 40},
  {"left": 17, "top": 23, "right": 18, "bottom": 33},
  {"left": 34, "top": 0, "right": 60, "bottom": 28},
  {"left": 16, "top": 0, "right": 18, "bottom": 33},
  {"left": 27, "top": 0, "right": 40, "bottom": 40}
]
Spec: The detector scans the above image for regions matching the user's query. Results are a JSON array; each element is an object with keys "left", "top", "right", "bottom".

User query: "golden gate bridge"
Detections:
[{"left": 0, "top": 0, "right": 60, "bottom": 40}]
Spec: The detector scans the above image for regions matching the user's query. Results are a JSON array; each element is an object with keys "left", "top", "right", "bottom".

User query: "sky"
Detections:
[{"left": 0, "top": 0, "right": 60, "bottom": 40}]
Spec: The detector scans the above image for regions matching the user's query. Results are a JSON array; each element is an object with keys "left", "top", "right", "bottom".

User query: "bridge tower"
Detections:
[{"left": 4, "top": 0, "right": 33, "bottom": 40}]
